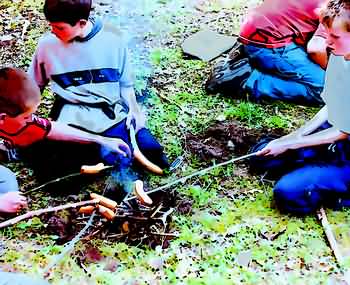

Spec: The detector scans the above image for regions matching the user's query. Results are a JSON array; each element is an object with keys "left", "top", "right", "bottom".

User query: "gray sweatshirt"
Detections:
[{"left": 29, "top": 19, "right": 135, "bottom": 133}]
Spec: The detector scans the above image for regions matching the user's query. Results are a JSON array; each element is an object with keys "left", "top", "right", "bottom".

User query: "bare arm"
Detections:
[
  {"left": 289, "top": 106, "right": 328, "bottom": 137},
  {"left": 120, "top": 86, "right": 146, "bottom": 131},
  {"left": 47, "top": 121, "right": 131, "bottom": 157},
  {"left": 258, "top": 106, "right": 348, "bottom": 156},
  {"left": 307, "top": 35, "right": 328, "bottom": 69}
]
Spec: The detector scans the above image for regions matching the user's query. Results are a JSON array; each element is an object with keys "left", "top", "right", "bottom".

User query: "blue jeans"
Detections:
[
  {"left": 244, "top": 43, "right": 325, "bottom": 106},
  {"left": 249, "top": 123, "right": 350, "bottom": 214},
  {"left": 100, "top": 119, "right": 169, "bottom": 169}
]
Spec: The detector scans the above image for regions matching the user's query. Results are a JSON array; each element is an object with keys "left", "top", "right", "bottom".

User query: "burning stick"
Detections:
[{"left": 0, "top": 199, "right": 99, "bottom": 229}]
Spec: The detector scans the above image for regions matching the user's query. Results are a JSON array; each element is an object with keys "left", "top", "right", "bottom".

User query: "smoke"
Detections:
[
  {"left": 107, "top": 154, "right": 137, "bottom": 202},
  {"left": 93, "top": 0, "right": 183, "bottom": 96}
]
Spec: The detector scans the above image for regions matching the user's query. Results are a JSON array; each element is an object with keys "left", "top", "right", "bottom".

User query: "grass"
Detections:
[{"left": 0, "top": 0, "right": 349, "bottom": 284}]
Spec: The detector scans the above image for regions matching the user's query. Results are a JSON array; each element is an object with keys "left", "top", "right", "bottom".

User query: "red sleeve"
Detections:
[{"left": 0, "top": 115, "right": 52, "bottom": 148}]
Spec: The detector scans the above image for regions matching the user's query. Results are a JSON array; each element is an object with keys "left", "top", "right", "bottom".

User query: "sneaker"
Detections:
[
  {"left": 205, "top": 58, "right": 252, "bottom": 95},
  {"left": 212, "top": 41, "right": 245, "bottom": 74}
]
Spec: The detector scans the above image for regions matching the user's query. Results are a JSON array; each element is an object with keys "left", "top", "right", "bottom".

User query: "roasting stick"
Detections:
[
  {"left": 125, "top": 152, "right": 258, "bottom": 202},
  {"left": 0, "top": 199, "right": 99, "bottom": 229}
]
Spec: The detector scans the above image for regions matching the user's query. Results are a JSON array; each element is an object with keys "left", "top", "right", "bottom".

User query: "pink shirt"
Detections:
[{"left": 239, "top": 0, "right": 327, "bottom": 48}]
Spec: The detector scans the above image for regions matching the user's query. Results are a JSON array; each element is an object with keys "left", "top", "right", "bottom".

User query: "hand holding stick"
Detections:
[{"left": 0, "top": 199, "right": 99, "bottom": 229}]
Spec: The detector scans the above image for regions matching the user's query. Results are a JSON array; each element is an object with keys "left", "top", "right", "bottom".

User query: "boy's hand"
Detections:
[
  {"left": 126, "top": 110, "right": 146, "bottom": 132},
  {"left": 257, "top": 138, "right": 290, "bottom": 157},
  {"left": 100, "top": 137, "right": 131, "bottom": 158},
  {"left": 0, "top": 192, "right": 27, "bottom": 213}
]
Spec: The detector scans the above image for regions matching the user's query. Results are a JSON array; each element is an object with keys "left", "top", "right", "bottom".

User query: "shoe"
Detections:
[
  {"left": 212, "top": 41, "right": 245, "bottom": 74},
  {"left": 228, "top": 41, "right": 245, "bottom": 61},
  {"left": 205, "top": 58, "right": 252, "bottom": 95}
]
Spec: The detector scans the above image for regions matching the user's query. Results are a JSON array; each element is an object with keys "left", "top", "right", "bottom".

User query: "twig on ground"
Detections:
[
  {"left": 150, "top": 232, "right": 179, "bottom": 238},
  {"left": 21, "top": 20, "right": 30, "bottom": 40},
  {"left": 43, "top": 211, "right": 96, "bottom": 278},
  {"left": 157, "top": 93, "right": 192, "bottom": 115},
  {"left": 317, "top": 207, "right": 350, "bottom": 285},
  {"left": 0, "top": 199, "right": 99, "bottom": 229}
]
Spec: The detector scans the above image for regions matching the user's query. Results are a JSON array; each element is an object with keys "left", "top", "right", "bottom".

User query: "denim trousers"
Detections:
[
  {"left": 249, "top": 123, "right": 350, "bottom": 214},
  {"left": 244, "top": 42, "right": 325, "bottom": 106}
]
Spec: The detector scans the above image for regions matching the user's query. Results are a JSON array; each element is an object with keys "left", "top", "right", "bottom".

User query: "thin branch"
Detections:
[
  {"left": 157, "top": 93, "right": 192, "bottom": 115},
  {"left": 126, "top": 152, "right": 258, "bottom": 201},
  {"left": 25, "top": 172, "right": 82, "bottom": 194},
  {"left": 43, "top": 211, "right": 96, "bottom": 277},
  {"left": 0, "top": 199, "right": 99, "bottom": 229},
  {"left": 150, "top": 232, "right": 179, "bottom": 238}
]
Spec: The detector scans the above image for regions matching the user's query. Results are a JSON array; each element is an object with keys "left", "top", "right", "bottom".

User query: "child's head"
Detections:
[
  {"left": 320, "top": 0, "right": 350, "bottom": 56},
  {"left": 0, "top": 67, "right": 40, "bottom": 120},
  {"left": 44, "top": 0, "right": 92, "bottom": 42}
]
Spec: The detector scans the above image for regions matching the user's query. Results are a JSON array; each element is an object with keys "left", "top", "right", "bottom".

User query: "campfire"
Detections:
[{"left": 76, "top": 179, "right": 178, "bottom": 247}]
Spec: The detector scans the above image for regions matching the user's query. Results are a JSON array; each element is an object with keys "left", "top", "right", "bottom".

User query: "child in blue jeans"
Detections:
[
  {"left": 207, "top": 0, "right": 328, "bottom": 106},
  {"left": 249, "top": 0, "right": 350, "bottom": 214}
]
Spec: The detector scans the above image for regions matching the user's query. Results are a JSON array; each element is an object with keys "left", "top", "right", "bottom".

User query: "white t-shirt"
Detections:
[{"left": 321, "top": 54, "right": 350, "bottom": 133}]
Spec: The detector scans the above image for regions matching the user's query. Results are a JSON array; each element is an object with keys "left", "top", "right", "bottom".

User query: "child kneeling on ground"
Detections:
[
  {"left": 249, "top": 0, "right": 350, "bottom": 214},
  {"left": 0, "top": 67, "right": 130, "bottom": 213},
  {"left": 28, "top": 0, "right": 169, "bottom": 196}
]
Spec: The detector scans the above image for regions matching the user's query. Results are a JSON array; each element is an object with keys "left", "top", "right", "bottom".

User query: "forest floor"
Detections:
[{"left": 1, "top": 0, "right": 350, "bottom": 284}]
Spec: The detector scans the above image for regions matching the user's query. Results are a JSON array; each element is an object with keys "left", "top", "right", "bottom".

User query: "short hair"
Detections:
[
  {"left": 320, "top": 0, "right": 350, "bottom": 31},
  {"left": 0, "top": 68, "right": 40, "bottom": 117},
  {"left": 44, "top": 0, "right": 92, "bottom": 26}
]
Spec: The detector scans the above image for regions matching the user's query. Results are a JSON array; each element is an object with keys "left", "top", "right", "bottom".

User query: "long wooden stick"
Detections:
[
  {"left": 125, "top": 152, "right": 258, "bottom": 201},
  {"left": 317, "top": 207, "right": 350, "bottom": 284},
  {"left": 0, "top": 199, "right": 99, "bottom": 229},
  {"left": 318, "top": 207, "right": 344, "bottom": 263}
]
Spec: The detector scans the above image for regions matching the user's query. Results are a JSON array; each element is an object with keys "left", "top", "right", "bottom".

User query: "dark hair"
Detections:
[
  {"left": 320, "top": 0, "right": 350, "bottom": 31},
  {"left": 44, "top": 0, "right": 92, "bottom": 26},
  {"left": 0, "top": 67, "right": 40, "bottom": 117}
]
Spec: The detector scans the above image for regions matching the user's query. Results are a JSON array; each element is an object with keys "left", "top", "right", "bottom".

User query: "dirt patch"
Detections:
[{"left": 186, "top": 120, "right": 286, "bottom": 161}]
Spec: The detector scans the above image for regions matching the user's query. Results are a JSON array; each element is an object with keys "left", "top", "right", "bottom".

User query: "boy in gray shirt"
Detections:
[{"left": 29, "top": 0, "right": 169, "bottom": 183}]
